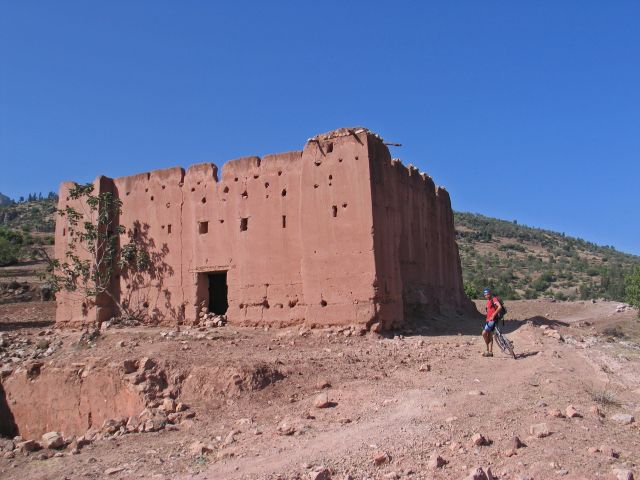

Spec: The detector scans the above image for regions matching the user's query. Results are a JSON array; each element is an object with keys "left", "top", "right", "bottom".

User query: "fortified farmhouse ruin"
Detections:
[{"left": 55, "top": 128, "right": 469, "bottom": 331}]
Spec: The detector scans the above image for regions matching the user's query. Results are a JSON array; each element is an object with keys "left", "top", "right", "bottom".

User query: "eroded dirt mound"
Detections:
[{"left": 181, "top": 363, "right": 285, "bottom": 403}]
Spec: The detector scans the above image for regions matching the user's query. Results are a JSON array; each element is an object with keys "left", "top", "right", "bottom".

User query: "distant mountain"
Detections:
[
  {"left": 454, "top": 212, "right": 640, "bottom": 302},
  {"left": 0, "top": 193, "right": 12, "bottom": 206}
]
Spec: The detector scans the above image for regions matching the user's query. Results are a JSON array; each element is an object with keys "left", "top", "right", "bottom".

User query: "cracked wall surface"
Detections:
[{"left": 55, "top": 128, "right": 470, "bottom": 329}]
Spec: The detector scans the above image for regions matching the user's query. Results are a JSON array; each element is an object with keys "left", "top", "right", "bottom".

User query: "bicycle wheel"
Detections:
[{"left": 495, "top": 329, "right": 516, "bottom": 359}]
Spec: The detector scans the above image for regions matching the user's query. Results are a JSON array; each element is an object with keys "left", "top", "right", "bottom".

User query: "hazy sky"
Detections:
[{"left": 1, "top": 2, "right": 638, "bottom": 254}]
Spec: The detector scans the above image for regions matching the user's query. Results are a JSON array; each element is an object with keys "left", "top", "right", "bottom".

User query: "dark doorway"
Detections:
[{"left": 208, "top": 272, "right": 228, "bottom": 315}]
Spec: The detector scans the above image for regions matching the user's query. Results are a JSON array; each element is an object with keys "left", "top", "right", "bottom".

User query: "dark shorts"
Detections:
[{"left": 484, "top": 321, "right": 496, "bottom": 333}]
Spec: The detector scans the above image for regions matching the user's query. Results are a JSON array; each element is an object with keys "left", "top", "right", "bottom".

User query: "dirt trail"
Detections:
[{"left": 0, "top": 299, "right": 638, "bottom": 480}]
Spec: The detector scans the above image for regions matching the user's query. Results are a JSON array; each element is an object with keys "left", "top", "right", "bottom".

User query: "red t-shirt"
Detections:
[{"left": 486, "top": 296, "right": 501, "bottom": 322}]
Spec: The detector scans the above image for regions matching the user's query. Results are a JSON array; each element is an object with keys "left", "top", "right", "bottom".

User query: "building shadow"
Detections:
[
  {"left": 0, "top": 320, "right": 54, "bottom": 332},
  {"left": 0, "top": 383, "right": 17, "bottom": 438}
]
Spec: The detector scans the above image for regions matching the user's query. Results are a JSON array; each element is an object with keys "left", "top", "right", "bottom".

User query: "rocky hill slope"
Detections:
[
  {"left": 0, "top": 194, "right": 57, "bottom": 233},
  {"left": 455, "top": 212, "right": 640, "bottom": 302}
]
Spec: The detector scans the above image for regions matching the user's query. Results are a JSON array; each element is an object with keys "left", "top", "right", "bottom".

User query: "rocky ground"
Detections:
[{"left": 0, "top": 298, "right": 638, "bottom": 480}]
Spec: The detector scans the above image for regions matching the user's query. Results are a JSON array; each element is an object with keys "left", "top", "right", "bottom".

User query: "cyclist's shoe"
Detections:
[{"left": 482, "top": 352, "right": 493, "bottom": 357}]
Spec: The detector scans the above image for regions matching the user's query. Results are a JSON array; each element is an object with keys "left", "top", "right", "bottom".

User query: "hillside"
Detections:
[
  {"left": 455, "top": 211, "right": 640, "bottom": 302},
  {"left": 0, "top": 193, "right": 57, "bottom": 233},
  {"left": 0, "top": 195, "right": 638, "bottom": 302}
]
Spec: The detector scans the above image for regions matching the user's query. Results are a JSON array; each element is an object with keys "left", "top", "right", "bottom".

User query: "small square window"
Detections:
[
  {"left": 240, "top": 218, "right": 248, "bottom": 232},
  {"left": 199, "top": 221, "right": 209, "bottom": 234}
]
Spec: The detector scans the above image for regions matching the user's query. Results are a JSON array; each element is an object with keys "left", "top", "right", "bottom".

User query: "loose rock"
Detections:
[
  {"left": 41, "top": 432, "right": 65, "bottom": 449},
  {"left": 372, "top": 451, "right": 390, "bottom": 465},
  {"left": 313, "top": 392, "right": 331, "bottom": 409},
  {"left": 565, "top": 405, "right": 582, "bottom": 418},
  {"left": 428, "top": 453, "right": 446, "bottom": 468},
  {"left": 611, "top": 413, "right": 635, "bottom": 425},
  {"left": 529, "top": 423, "right": 550, "bottom": 438}
]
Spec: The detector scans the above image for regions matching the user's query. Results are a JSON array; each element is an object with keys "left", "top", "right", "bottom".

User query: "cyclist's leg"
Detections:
[{"left": 483, "top": 322, "right": 495, "bottom": 356}]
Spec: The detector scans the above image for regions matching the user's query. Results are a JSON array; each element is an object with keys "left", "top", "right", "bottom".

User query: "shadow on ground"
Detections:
[{"left": 0, "top": 320, "right": 54, "bottom": 332}]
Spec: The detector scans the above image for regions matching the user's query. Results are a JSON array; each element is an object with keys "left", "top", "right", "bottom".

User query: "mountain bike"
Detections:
[{"left": 494, "top": 322, "right": 516, "bottom": 359}]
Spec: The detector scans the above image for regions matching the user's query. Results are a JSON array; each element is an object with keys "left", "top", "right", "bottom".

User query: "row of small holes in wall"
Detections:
[
  {"left": 124, "top": 183, "right": 169, "bottom": 197},
  {"left": 188, "top": 171, "right": 286, "bottom": 198},
  {"left": 197, "top": 215, "right": 288, "bottom": 234},
  {"left": 221, "top": 185, "right": 287, "bottom": 199}
]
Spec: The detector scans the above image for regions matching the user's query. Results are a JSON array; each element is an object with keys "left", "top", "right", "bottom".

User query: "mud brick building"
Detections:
[{"left": 55, "top": 128, "right": 469, "bottom": 330}]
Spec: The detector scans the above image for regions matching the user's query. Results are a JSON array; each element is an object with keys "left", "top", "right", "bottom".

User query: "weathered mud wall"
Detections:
[
  {"left": 55, "top": 176, "right": 118, "bottom": 325},
  {"left": 367, "top": 135, "right": 470, "bottom": 329},
  {"left": 55, "top": 127, "right": 468, "bottom": 330}
]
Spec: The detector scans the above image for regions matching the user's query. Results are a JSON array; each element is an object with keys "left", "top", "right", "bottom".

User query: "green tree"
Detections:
[
  {"left": 0, "top": 237, "right": 19, "bottom": 266},
  {"left": 625, "top": 266, "right": 640, "bottom": 313},
  {"left": 464, "top": 282, "right": 480, "bottom": 299},
  {"left": 48, "top": 183, "right": 150, "bottom": 322}
]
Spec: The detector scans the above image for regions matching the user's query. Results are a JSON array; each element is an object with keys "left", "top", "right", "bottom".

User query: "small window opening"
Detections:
[
  {"left": 253, "top": 174, "right": 259, "bottom": 179},
  {"left": 166, "top": 202, "right": 171, "bottom": 208},
  {"left": 208, "top": 272, "right": 229, "bottom": 315},
  {"left": 332, "top": 206, "right": 337, "bottom": 217},
  {"left": 223, "top": 186, "right": 229, "bottom": 193},
  {"left": 145, "top": 188, "right": 149, "bottom": 193},
  {"left": 191, "top": 187, "right": 195, "bottom": 192},
  {"left": 281, "top": 188, "right": 287, "bottom": 197},
  {"left": 314, "top": 184, "right": 319, "bottom": 189},
  {"left": 240, "top": 218, "right": 248, "bottom": 232},
  {"left": 342, "top": 203, "right": 348, "bottom": 208},
  {"left": 355, "top": 156, "right": 359, "bottom": 160},
  {"left": 241, "top": 190, "right": 248, "bottom": 199},
  {"left": 150, "top": 196, "right": 154, "bottom": 201},
  {"left": 219, "top": 219, "right": 224, "bottom": 224},
  {"left": 338, "top": 158, "right": 343, "bottom": 163},
  {"left": 264, "top": 182, "right": 269, "bottom": 188},
  {"left": 162, "top": 185, "right": 166, "bottom": 190},
  {"left": 320, "top": 299, "right": 328, "bottom": 307},
  {"left": 62, "top": 228, "right": 66, "bottom": 236},
  {"left": 199, "top": 221, "right": 209, "bottom": 234},
  {"left": 326, "top": 142, "right": 333, "bottom": 153},
  {"left": 201, "top": 197, "right": 207, "bottom": 204},
  {"left": 167, "top": 224, "right": 172, "bottom": 234},
  {"left": 126, "top": 192, "right": 130, "bottom": 196},
  {"left": 278, "top": 171, "right": 282, "bottom": 176},
  {"left": 234, "top": 177, "right": 238, "bottom": 182},
  {"left": 329, "top": 174, "right": 333, "bottom": 180},
  {"left": 282, "top": 215, "right": 286, "bottom": 228}
]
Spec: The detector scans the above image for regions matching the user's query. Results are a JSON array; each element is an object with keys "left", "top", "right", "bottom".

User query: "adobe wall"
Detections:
[
  {"left": 367, "top": 135, "right": 470, "bottom": 329},
  {"left": 56, "top": 128, "right": 380, "bottom": 328},
  {"left": 55, "top": 127, "right": 469, "bottom": 330}
]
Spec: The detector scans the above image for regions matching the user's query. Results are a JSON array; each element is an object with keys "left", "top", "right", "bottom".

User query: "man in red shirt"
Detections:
[{"left": 482, "top": 288, "right": 503, "bottom": 357}]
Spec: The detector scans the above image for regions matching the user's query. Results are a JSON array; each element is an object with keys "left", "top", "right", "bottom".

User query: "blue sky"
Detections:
[{"left": 1, "top": 1, "right": 638, "bottom": 255}]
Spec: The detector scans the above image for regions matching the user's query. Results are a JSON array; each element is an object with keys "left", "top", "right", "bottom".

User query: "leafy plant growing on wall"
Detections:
[{"left": 48, "top": 183, "right": 149, "bottom": 323}]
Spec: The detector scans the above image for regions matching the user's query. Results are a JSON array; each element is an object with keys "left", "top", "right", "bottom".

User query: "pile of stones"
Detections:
[
  {"left": 1, "top": 431, "right": 93, "bottom": 460},
  {"left": 196, "top": 301, "right": 227, "bottom": 328},
  {"left": 0, "top": 330, "right": 61, "bottom": 375}
]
